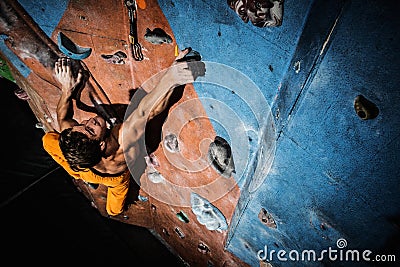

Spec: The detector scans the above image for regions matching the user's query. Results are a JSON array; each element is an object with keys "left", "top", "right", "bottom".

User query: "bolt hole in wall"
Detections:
[{"left": 354, "top": 94, "right": 379, "bottom": 120}]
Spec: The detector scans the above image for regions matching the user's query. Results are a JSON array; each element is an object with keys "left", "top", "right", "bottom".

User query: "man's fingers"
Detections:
[
  {"left": 76, "top": 69, "right": 84, "bottom": 84},
  {"left": 175, "top": 47, "right": 191, "bottom": 61},
  {"left": 54, "top": 57, "right": 84, "bottom": 90}
]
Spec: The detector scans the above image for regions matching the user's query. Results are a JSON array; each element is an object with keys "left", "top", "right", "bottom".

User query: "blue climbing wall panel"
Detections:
[
  {"left": 158, "top": 0, "right": 314, "bottom": 189},
  {"left": 160, "top": 0, "right": 400, "bottom": 266}
]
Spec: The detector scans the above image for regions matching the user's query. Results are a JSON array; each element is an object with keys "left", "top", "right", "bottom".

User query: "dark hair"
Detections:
[{"left": 59, "top": 128, "right": 103, "bottom": 172}]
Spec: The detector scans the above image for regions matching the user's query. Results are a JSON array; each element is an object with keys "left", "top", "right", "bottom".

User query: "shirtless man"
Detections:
[{"left": 43, "top": 49, "right": 205, "bottom": 216}]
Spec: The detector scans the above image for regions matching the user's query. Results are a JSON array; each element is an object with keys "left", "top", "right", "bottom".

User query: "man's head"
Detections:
[{"left": 59, "top": 116, "right": 108, "bottom": 171}]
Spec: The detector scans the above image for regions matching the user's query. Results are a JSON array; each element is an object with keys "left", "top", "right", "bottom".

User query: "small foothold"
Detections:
[
  {"left": 147, "top": 171, "right": 164, "bottom": 183},
  {"left": 174, "top": 227, "right": 185, "bottom": 239},
  {"left": 293, "top": 61, "right": 301, "bottom": 73},
  {"left": 354, "top": 95, "right": 379, "bottom": 120},
  {"left": 138, "top": 195, "right": 148, "bottom": 202},
  {"left": 207, "top": 136, "right": 235, "bottom": 178},
  {"left": 101, "top": 51, "right": 127, "bottom": 64},
  {"left": 14, "top": 88, "right": 30, "bottom": 100},
  {"left": 164, "top": 133, "right": 180, "bottom": 153},
  {"left": 145, "top": 154, "right": 164, "bottom": 183},
  {"left": 162, "top": 228, "right": 169, "bottom": 236},
  {"left": 258, "top": 208, "right": 277, "bottom": 229},
  {"left": 44, "top": 115, "right": 53, "bottom": 123},
  {"left": 145, "top": 153, "right": 159, "bottom": 167},
  {"left": 35, "top": 123, "right": 44, "bottom": 129},
  {"left": 197, "top": 242, "right": 210, "bottom": 254}
]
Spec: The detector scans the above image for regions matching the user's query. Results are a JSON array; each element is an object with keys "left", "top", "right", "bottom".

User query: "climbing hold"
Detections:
[
  {"left": 162, "top": 228, "right": 170, "bottom": 236},
  {"left": 101, "top": 51, "right": 127, "bottom": 64},
  {"left": 14, "top": 88, "right": 30, "bottom": 100},
  {"left": 146, "top": 153, "right": 160, "bottom": 167},
  {"left": 147, "top": 171, "right": 164, "bottom": 183},
  {"left": 354, "top": 95, "right": 379, "bottom": 120},
  {"left": 174, "top": 227, "right": 185, "bottom": 239},
  {"left": 144, "top": 28, "right": 172, "bottom": 44},
  {"left": 191, "top": 192, "right": 228, "bottom": 232},
  {"left": 197, "top": 241, "right": 210, "bottom": 254},
  {"left": 176, "top": 211, "right": 190, "bottom": 223},
  {"left": 145, "top": 154, "right": 164, "bottom": 183},
  {"left": 227, "top": 0, "right": 284, "bottom": 27},
  {"left": 137, "top": 0, "right": 146, "bottom": 9},
  {"left": 293, "top": 60, "right": 301, "bottom": 73},
  {"left": 84, "top": 181, "right": 99, "bottom": 190},
  {"left": 164, "top": 133, "right": 180, "bottom": 153},
  {"left": 35, "top": 122, "right": 45, "bottom": 129},
  {"left": 57, "top": 32, "right": 92, "bottom": 60},
  {"left": 138, "top": 195, "right": 148, "bottom": 202},
  {"left": 258, "top": 208, "right": 277, "bottom": 228},
  {"left": 176, "top": 48, "right": 202, "bottom": 62},
  {"left": 207, "top": 136, "right": 235, "bottom": 178},
  {"left": 43, "top": 114, "right": 53, "bottom": 123}
]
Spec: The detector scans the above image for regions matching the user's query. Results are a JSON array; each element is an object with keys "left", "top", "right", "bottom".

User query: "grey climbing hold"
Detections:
[
  {"left": 145, "top": 154, "right": 164, "bottom": 183},
  {"left": 147, "top": 170, "right": 164, "bottom": 183},
  {"left": 144, "top": 28, "right": 172, "bottom": 44},
  {"left": 207, "top": 136, "right": 235, "bottom": 178},
  {"left": 164, "top": 133, "right": 180, "bottom": 153},
  {"left": 191, "top": 192, "right": 228, "bottom": 232}
]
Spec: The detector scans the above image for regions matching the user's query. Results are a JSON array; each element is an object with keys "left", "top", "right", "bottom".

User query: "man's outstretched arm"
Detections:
[
  {"left": 122, "top": 49, "right": 205, "bottom": 144},
  {"left": 54, "top": 57, "right": 83, "bottom": 131}
]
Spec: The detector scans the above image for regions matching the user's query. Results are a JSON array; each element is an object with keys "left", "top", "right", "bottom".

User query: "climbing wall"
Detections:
[
  {"left": 1, "top": 0, "right": 399, "bottom": 266},
  {"left": 0, "top": 0, "right": 248, "bottom": 266},
  {"left": 159, "top": 0, "right": 400, "bottom": 266}
]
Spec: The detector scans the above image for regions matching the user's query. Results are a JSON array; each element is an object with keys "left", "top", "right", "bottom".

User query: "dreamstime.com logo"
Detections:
[{"left": 257, "top": 238, "right": 396, "bottom": 263}]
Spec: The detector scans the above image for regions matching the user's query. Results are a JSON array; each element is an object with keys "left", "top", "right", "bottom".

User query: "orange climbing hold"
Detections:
[{"left": 137, "top": 0, "right": 146, "bottom": 9}]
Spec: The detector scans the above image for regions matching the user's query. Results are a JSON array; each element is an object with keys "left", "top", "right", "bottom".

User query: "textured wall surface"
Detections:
[{"left": 159, "top": 0, "right": 400, "bottom": 266}]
